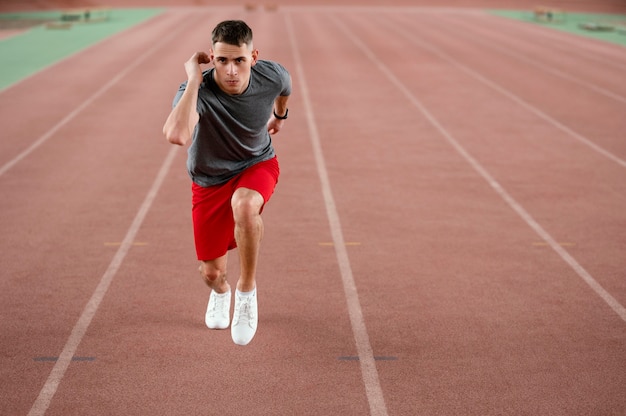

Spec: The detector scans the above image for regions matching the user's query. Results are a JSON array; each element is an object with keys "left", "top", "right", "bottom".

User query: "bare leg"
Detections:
[
  {"left": 231, "top": 187, "right": 265, "bottom": 292},
  {"left": 199, "top": 254, "right": 232, "bottom": 330},
  {"left": 198, "top": 254, "right": 230, "bottom": 294}
]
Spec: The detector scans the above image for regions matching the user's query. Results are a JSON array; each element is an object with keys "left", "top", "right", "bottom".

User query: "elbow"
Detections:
[
  {"left": 163, "top": 125, "right": 188, "bottom": 146},
  {"left": 163, "top": 112, "right": 197, "bottom": 146},
  {"left": 167, "top": 134, "right": 187, "bottom": 146}
]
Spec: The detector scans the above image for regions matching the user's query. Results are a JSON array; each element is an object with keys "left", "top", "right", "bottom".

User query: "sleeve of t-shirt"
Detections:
[
  {"left": 275, "top": 62, "right": 292, "bottom": 97},
  {"left": 171, "top": 81, "right": 187, "bottom": 109},
  {"left": 172, "top": 69, "right": 211, "bottom": 109}
]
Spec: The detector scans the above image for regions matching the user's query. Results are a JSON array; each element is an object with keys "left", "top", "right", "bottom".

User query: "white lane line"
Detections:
[
  {"left": 0, "top": 11, "right": 178, "bottom": 96},
  {"left": 285, "top": 13, "right": 389, "bottom": 416},
  {"left": 26, "top": 11, "right": 202, "bottom": 415},
  {"left": 383, "top": 14, "right": 626, "bottom": 170},
  {"left": 485, "top": 14, "right": 626, "bottom": 72},
  {"left": 28, "top": 145, "right": 179, "bottom": 416},
  {"left": 437, "top": 14, "right": 626, "bottom": 105},
  {"left": 280, "top": 5, "right": 483, "bottom": 13},
  {"left": 0, "top": 11, "right": 189, "bottom": 179},
  {"left": 333, "top": 14, "right": 626, "bottom": 323}
]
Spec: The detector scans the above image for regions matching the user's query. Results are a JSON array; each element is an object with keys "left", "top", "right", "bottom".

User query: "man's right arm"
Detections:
[{"left": 162, "top": 52, "right": 209, "bottom": 146}]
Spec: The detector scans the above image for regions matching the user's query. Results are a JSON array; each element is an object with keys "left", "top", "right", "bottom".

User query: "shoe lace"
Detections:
[
  {"left": 234, "top": 296, "right": 255, "bottom": 326},
  {"left": 209, "top": 293, "right": 227, "bottom": 317}
]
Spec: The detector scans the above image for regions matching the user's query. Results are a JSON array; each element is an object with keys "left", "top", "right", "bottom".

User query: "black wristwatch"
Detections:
[{"left": 273, "top": 109, "right": 288, "bottom": 120}]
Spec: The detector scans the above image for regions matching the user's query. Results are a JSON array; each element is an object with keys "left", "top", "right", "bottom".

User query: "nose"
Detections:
[{"left": 227, "top": 63, "right": 237, "bottom": 76}]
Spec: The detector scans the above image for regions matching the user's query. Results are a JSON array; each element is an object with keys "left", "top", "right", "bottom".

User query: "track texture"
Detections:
[{"left": 1, "top": 3, "right": 624, "bottom": 415}]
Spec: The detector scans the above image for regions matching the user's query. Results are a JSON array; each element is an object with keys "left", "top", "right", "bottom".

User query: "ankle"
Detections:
[
  {"left": 236, "top": 288, "right": 256, "bottom": 298},
  {"left": 213, "top": 281, "right": 231, "bottom": 294},
  {"left": 236, "top": 281, "right": 255, "bottom": 293}
]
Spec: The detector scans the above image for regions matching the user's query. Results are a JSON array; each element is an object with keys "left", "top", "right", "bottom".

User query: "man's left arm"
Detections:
[{"left": 267, "top": 95, "right": 289, "bottom": 135}]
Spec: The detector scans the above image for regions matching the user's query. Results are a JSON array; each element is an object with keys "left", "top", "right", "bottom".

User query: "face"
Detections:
[{"left": 210, "top": 42, "right": 258, "bottom": 95}]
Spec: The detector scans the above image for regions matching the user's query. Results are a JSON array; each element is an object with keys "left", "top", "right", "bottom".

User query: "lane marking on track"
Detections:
[
  {"left": 33, "top": 357, "right": 96, "bottom": 362},
  {"left": 281, "top": 6, "right": 484, "bottom": 14},
  {"left": 533, "top": 242, "right": 576, "bottom": 247},
  {"left": 382, "top": 14, "right": 626, "bottom": 170},
  {"left": 27, "top": 146, "right": 179, "bottom": 416},
  {"left": 338, "top": 356, "right": 399, "bottom": 361},
  {"left": 333, "top": 14, "right": 626, "bottom": 323},
  {"left": 104, "top": 242, "right": 148, "bottom": 247},
  {"left": 0, "top": 11, "right": 189, "bottom": 179},
  {"left": 0, "top": 11, "right": 166, "bottom": 96},
  {"left": 319, "top": 242, "right": 362, "bottom": 246},
  {"left": 285, "top": 13, "right": 389, "bottom": 416},
  {"left": 480, "top": 14, "right": 626, "bottom": 73},
  {"left": 25, "top": 10, "right": 202, "bottom": 413},
  {"left": 436, "top": 14, "right": 626, "bottom": 105}
]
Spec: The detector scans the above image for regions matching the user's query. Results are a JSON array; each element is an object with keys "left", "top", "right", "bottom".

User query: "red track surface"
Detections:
[
  {"left": 1, "top": 4, "right": 625, "bottom": 416},
  {"left": 2, "top": 0, "right": 625, "bottom": 13}
]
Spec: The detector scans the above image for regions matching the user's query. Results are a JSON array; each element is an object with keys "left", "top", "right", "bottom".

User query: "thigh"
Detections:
[
  {"left": 234, "top": 156, "right": 280, "bottom": 209},
  {"left": 192, "top": 182, "right": 237, "bottom": 261}
]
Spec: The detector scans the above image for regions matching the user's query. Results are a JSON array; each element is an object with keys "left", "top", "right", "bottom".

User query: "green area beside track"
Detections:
[
  {"left": 0, "top": 8, "right": 164, "bottom": 90},
  {"left": 491, "top": 10, "right": 626, "bottom": 47}
]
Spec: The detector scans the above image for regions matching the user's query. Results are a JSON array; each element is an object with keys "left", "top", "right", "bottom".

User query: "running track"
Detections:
[{"left": 1, "top": 6, "right": 625, "bottom": 416}]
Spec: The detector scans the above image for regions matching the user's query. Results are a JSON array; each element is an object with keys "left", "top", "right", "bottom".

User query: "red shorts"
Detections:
[{"left": 191, "top": 157, "right": 279, "bottom": 261}]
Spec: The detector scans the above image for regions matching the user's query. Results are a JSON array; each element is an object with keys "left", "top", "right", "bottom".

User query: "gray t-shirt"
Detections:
[{"left": 173, "top": 59, "right": 291, "bottom": 187}]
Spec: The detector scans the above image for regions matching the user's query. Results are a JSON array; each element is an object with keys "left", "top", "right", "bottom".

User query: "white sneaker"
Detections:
[
  {"left": 231, "top": 289, "right": 258, "bottom": 345},
  {"left": 205, "top": 289, "right": 231, "bottom": 329}
]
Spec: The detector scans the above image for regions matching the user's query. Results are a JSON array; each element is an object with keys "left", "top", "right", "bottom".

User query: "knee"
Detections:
[
  {"left": 231, "top": 190, "right": 263, "bottom": 224},
  {"left": 198, "top": 262, "right": 226, "bottom": 287}
]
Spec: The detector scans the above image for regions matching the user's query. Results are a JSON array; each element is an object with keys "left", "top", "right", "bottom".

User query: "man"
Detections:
[{"left": 163, "top": 20, "right": 291, "bottom": 346}]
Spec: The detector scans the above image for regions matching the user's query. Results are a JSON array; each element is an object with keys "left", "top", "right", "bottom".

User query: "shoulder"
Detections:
[
  {"left": 176, "top": 69, "right": 214, "bottom": 92},
  {"left": 253, "top": 60, "right": 290, "bottom": 77},
  {"left": 252, "top": 60, "right": 291, "bottom": 96}
]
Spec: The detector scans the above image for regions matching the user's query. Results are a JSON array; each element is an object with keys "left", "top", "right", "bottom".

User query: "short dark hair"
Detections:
[{"left": 211, "top": 20, "right": 253, "bottom": 47}]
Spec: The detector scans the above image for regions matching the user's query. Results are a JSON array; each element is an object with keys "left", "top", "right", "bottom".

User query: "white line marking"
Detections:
[
  {"left": 0, "top": 12, "right": 168, "bottom": 96},
  {"left": 485, "top": 14, "right": 626, "bottom": 72},
  {"left": 0, "top": 11, "right": 189, "bottom": 179},
  {"left": 280, "top": 5, "right": 484, "bottom": 13},
  {"left": 334, "top": 15, "right": 626, "bottom": 323},
  {"left": 27, "top": 146, "right": 179, "bottom": 416},
  {"left": 26, "top": 11, "right": 200, "bottom": 414},
  {"left": 285, "top": 13, "right": 389, "bottom": 416},
  {"left": 437, "top": 15, "right": 626, "bottom": 105},
  {"left": 382, "top": 14, "right": 626, "bottom": 169}
]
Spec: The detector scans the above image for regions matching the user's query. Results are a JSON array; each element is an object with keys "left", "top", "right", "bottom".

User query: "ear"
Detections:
[
  {"left": 209, "top": 48, "right": 215, "bottom": 64},
  {"left": 251, "top": 49, "right": 259, "bottom": 66}
]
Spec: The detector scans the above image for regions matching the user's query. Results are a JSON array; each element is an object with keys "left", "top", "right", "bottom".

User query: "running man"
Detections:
[{"left": 162, "top": 20, "right": 291, "bottom": 346}]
